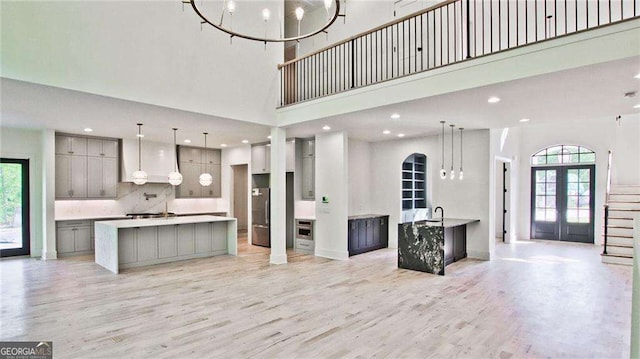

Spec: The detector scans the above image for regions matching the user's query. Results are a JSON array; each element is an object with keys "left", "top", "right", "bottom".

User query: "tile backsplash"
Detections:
[{"left": 55, "top": 183, "right": 228, "bottom": 220}]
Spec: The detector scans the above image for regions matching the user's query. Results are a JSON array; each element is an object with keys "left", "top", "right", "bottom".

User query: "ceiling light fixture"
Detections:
[
  {"left": 267, "top": 135, "right": 272, "bottom": 139},
  {"left": 184, "top": 139, "right": 192, "bottom": 144},
  {"left": 383, "top": 130, "right": 391, "bottom": 135},
  {"left": 168, "top": 128, "right": 183, "bottom": 186},
  {"left": 221, "top": 144, "right": 228, "bottom": 148},
  {"left": 440, "top": 121, "right": 447, "bottom": 179},
  {"left": 449, "top": 124, "right": 455, "bottom": 180},
  {"left": 397, "top": 133, "right": 405, "bottom": 138},
  {"left": 183, "top": 0, "right": 342, "bottom": 45},
  {"left": 487, "top": 96, "right": 501, "bottom": 104},
  {"left": 635, "top": 73, "right": 640, "bottom": 79},
  {"left": 132, "top": 123, "right": 148, "bottom": 185},
  {"left": 520, "top": 118, "right": 530, "bottom": 123},
  {"left": 242, "top": 140, "right": 249, "bottom": 144},
  {"left": 459, "top": 128, "right": 464, "bottom": 180},
  {"left": 390, "top": 113, "right": 400, "bottom": 119},
  {"left": 199, "top": 132, "right": 213, "bottom": 187},
  {"left": 323, "top": 125, "right": 331, "bottom": 131},
  {"left": 83, "top": 128, "right": 93, "bottom": 133},
  {"left": 634, "top": 104, "right": 640, "bottom": 109}
]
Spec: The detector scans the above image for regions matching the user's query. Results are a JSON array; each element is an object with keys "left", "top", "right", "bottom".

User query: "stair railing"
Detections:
[{"left": 603, "top": 150, "right": 612, "bottom": 255}]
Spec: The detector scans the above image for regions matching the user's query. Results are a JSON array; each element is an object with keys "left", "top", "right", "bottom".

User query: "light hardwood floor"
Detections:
[{"left": 0, "top": 239, "right": 632, "bottom": 358}]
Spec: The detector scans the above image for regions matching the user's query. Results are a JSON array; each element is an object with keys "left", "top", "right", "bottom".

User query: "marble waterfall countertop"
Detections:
[
  {"left": 95, "top": 215, "right": 236, "bottom": 229},
  {"left": 414, "top": 218, "right": 480, "bottom": 228}
]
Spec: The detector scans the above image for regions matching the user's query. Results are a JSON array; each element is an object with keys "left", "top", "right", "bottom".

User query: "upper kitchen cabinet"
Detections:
[
  {"left": 251, "top": 141, "right": 295, "bottom": 174},
  {"left": 176, "top": 145, "right": 222, "bottom": 198},
  {"left": 55, "top": 135, "right": 87, "bottom": 156},
  {"left": 301, "top": 138, "right": 315, "bottom": 200},
  {"left": 55, "top": 134, "right": 119, "bottom": 199}
]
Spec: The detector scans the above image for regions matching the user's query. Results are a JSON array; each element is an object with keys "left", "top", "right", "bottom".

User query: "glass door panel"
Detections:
[
  {"left": 531, "top": 168, "right": 560, "bottom": 240},
  {"left": 0, "top": 159, "right": 30, "bottom": 257}
]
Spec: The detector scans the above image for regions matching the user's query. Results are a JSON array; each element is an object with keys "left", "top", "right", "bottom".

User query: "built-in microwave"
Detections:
[{"left": 296, "top": 220, "right": 313, "bottom": 241}]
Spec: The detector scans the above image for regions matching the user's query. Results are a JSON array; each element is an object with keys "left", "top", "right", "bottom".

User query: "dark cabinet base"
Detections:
[
  {"left": 444, "top": 226, "right": 467, "bottom": 265},
  {"left": 348, "top": 215, "right": 389, "bottom": 256}
]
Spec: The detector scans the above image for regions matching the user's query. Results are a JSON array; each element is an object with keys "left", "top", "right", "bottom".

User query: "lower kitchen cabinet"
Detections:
[
  {"left": 444, "top": 225, "right": 467, "bottom": 265},
  {"left": 348, "top": 215, "right": 389, "bottom": 256},
  {"left": 57, "top": 220, "right": 92, "bottom": 256}
]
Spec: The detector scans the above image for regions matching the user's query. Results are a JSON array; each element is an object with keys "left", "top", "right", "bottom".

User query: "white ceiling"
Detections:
[
  {"left": 284, "top": 56, "right": 640, "bottom": 141},
  {"left": 2, "top": 56, "right": 639, "bottom": 146}
]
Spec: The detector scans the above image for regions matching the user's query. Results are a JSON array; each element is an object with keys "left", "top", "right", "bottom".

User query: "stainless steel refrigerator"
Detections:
[{"left": 252, "top": 187, "right": 270, "bottom": 247}]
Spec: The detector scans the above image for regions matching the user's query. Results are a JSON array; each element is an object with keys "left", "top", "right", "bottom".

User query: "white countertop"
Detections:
[
  {"left": 296, "top": 217, "right": 316, "bottom": 221},
  {"left": 56, "top": 215, "right": 131, "bottom": 221},
  {"left": 95, "top": 215, "right": 236, "bottom": 228}
]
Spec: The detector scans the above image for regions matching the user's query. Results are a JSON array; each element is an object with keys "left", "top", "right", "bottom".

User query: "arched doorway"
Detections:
[{"left": 530, "top": 145, "right": 595, "bottom": 243}]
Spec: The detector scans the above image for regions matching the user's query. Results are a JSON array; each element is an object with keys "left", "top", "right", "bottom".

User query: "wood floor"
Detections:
[{"left": 0, "top": 239, "right": 632, "bottom": 358}]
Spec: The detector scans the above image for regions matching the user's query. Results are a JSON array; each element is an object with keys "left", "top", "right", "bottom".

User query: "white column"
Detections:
[
  {"left": 269, "top": 127, "right": 287, "bottom": 264},
  {"left": 314, "top": 131, "right": 349, "bottom": 260},
  {"left": 631, "top": 215, "right": 640, "bottom": 357},
  {"left": 41, "top": 129, "right": 57, "bottom": 260}
]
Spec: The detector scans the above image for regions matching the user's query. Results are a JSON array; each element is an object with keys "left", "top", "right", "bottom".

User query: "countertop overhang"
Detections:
[
  {"left": 410, "top": 218, "right": 479, "bottom": 228},
  {"left": 95, "top": 215, "right": 236, "bottom": 229}
]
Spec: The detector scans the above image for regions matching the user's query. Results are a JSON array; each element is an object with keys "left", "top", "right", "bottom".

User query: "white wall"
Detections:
[
  {"left": 315, "top": 131, "right": 349, "bottom": 260},
  {"left": 515, "top": 116, "right": 640, "bottom": 243},
  {"left": 0, "top": 127, "right": 44, "bottom": 257},
  {"left": 348, "top": 138, "right": 372, "bottom": 215},
  {"left": 369, "top": 129, "right": 492, "bottom": 259},
  {"left": 1, "top": 1, "right": 282, "bottom": 125}
]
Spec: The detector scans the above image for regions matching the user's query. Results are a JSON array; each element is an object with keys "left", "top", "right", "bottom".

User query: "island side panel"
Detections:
[
  {"left": 94, "top": 223, "right": 119, "bottom": 274},
  {"left": 227, "top": 219, "right": 238, "bottom": 256},
  {"left": 397, "top": 223, "right": 445, "bottom": 276}
]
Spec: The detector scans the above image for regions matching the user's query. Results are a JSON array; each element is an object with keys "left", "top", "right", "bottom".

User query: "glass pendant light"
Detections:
[
  {"left": 132, "top": 123, "right": 148, "bottom": 185},
  {"left": 439, "top": 121, "right": 447, "bottom": 179},
  {"left": 450, "top": 124, "right": 455, "bottom": 180},
  {"left": 168, "top": 128, "right": 183, "bottom": 186},
  {"left": 459, "top": 128, "right": 464, "bottom": 180},
  {"left": 199, "top": 132, "right": 213, "bottom": 186}
]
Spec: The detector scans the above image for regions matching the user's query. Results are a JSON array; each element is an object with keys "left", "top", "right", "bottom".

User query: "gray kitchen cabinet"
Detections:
[
  {"left": 176, "top": 146, "right": 222, "bottom": 198},
  {"left": 118, "top": 228, "right": 137, "bottom": 264},
  {"left": 56, "top": 220, "right": 92, "bottom": 255},
  {"left": 251, "top": 145, "right": 270, "bottom": 174},
  {"left": 301, "top": 157, "right": 315, "bottom": 200},
  {"left": 55, "top": 154, "right": 88, "bottom": 198},
  {"left": 87, "top": 156, "right": 117, "bottom": 198},
  {"left": 286, "top": 140, "right": 295, "bottom": 172},
  {"left": 177, "top": 224, "right": 195, "bottom": 255},
  {"left": 87, "top": 138, "right": 118, "bottom": 158},
  {"left": 212, "top": 222, "right": 227, "bottom": 251},
  {"left": 56, "top": 134, "right": 118, "bottom": 200},
  {"left": 55, "top": 135, "right": 87, "bottom": 156},
  {"left": 157, "top": 226, "right": 178, "bottom": 258},
  {"left": 195, "top": 223, "right": 212, "bottom": 253},
  {"left": 136, "top": 227, "right": 158, "bottom": 262}
]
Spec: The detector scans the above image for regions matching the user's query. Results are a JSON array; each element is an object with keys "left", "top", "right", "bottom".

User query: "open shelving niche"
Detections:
[{"left": 402, "top": 154, "right": 427, "bottom": 210}]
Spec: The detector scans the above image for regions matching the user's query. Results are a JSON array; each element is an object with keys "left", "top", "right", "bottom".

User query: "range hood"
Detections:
[{"left": 121, "top": 139, "right": 178, "bottom": 184}]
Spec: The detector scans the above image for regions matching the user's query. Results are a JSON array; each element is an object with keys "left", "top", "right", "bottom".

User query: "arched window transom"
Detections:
[{"left": 531, "top": 145, "right": 595, "bottom": 165}]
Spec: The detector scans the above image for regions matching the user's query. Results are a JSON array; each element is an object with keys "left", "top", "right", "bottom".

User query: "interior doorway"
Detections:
[
  {"left": 231, "top": 164, "right": 248, "bottom": 234},
  {"left": 0, "top": 158, "right": 30, "bottom": 257}
]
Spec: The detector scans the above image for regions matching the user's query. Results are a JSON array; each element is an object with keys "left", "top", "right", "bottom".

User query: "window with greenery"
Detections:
[
  {"left": 402, "top": 154, "right": 427, "bottom": 210},
  {"left": 531, "top": 145, "right": 595, "bottom": 165}
]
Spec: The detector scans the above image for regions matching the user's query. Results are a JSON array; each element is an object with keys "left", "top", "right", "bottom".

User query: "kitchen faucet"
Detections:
[{"left": 434, "top": 206, "right": 444, "bottom": 222}]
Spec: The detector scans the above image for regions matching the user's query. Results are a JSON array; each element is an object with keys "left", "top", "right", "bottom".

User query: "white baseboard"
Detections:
[
  {"left": 41, "top": 251, "right": 58, "bottom": 260},
  {"left": 468, "top": 250, "right": 491, "bottom": 261},
  {"left": 269, "top": 254, "right": 288, "bottom": 265},
  {"left": 315, "top": 248, "right": 349, "bottom": 260}
]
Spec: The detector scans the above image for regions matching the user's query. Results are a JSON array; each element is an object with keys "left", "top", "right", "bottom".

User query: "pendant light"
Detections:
[
  {"left": 168, "top": 128, "right": 183, "bottom": 186},
  {"left": 199, "top": 132, "right": 213, "bottom": 186},
  {"left": 459, "top": 128, "right": 464, "bottom": 180},
  {"left": 439, "top": 121, "right": 447, "bottom": 179},
  {"left": 450, "top": 124, "right": 455, "bottom": 180},
  {"left": 132, "top": 123, "right": 148, "bottom": 185}
]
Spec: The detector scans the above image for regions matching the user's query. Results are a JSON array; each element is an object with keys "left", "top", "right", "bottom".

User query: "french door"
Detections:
[
  {"left": 531, "top": 165, "right": 595, "bottom": 243},
  {"left": 0, "top": 158, "right": 30, "bottom": 257}
]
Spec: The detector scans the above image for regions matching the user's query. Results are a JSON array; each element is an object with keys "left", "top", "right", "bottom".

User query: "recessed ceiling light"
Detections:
[
  {"left": 390, "top": 113, "right": 400, "bottom": 119},
  {"left": 267, "top": 135, "right": 272, "bottom": 139},
  {"left": 83, "top": 128, "right": 93, "bottom": 132},
  {"left": 184, "top": 139, "right": 191, "bottom": 144},
  {"left": 322, "top": 125, "right": 331, "bottom": 131},
  {"left": 487, "top": 96, "right": 501, "bottom": 104},
  {"left": 136, "top": 134, "right": 145, "bottom": 138},
  {"left": 383, "top": 130, "right": 391, "bottom": 135},
  {"left": 634, "top": 104, "right": 640, "bottom": 109},
  {"left": 397, "top": 133, "right": 405, "bottom": 138},
  {"left": 520, "top": 118, "right": 530, "bottom": 123},
  {"left": 242, "top": 140, "right": 249, "bottom": 144},
  {"left": 220, "top": 144, "right": 228, "bottom": 147},
  {"left": 635, "top": 73, "right": 640, "bottom": 79}
]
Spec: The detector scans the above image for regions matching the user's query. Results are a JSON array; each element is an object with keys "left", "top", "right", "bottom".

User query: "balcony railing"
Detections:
[{"left": 278, "top": 0, "right": 639, "bottom": 107}]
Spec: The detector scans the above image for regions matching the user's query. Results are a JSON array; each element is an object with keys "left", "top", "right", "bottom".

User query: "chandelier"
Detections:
[{"left": 183, "top": 0, "right": 343, "bottom": 44}]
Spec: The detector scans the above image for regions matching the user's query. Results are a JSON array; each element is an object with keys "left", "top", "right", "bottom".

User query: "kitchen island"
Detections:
[
  {"left": 398, "top": 218, "right": 478, "bottom": 276},
  {"left": 95, "top": 215, "right": 237, "bottom": 274}
]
